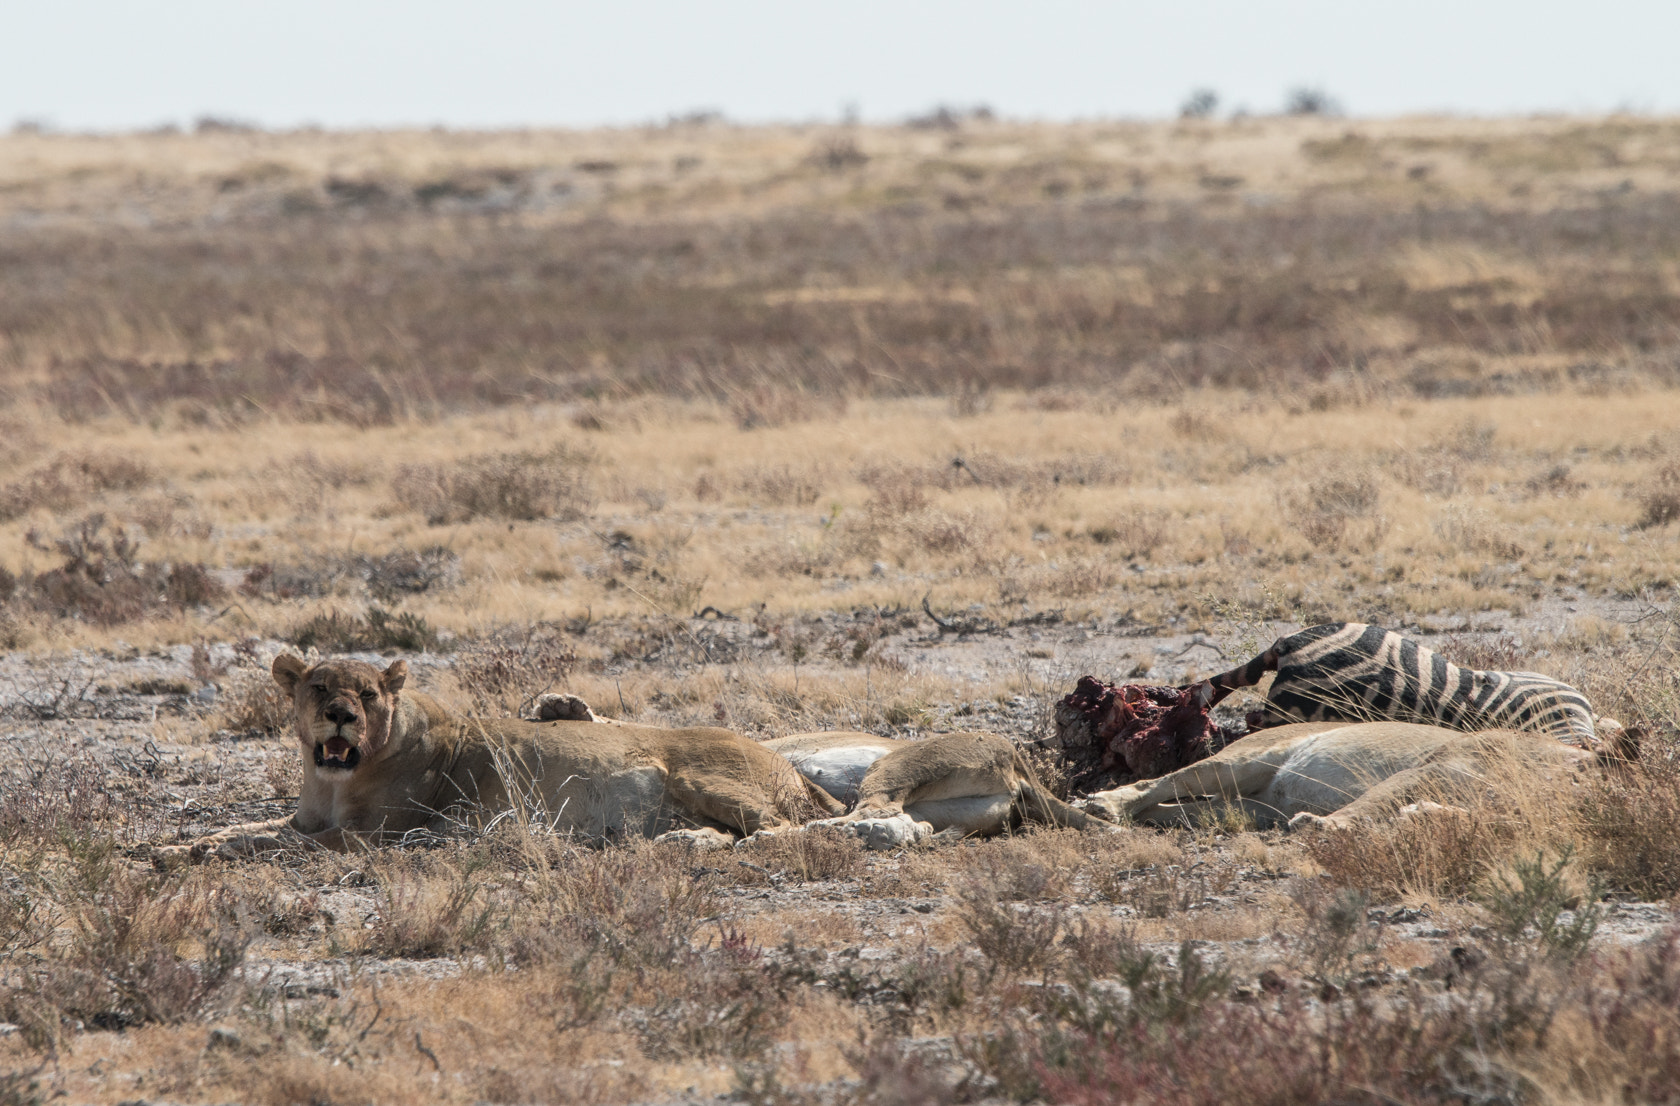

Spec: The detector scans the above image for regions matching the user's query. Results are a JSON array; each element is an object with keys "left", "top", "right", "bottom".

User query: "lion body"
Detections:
[
  {"left": 1079, "top": 720, "right": 1594, "bottom": 830},
  {"left": 798, "top": 731, "right": 1109, "bottom": 848},
  {"left": 161, "top": 657, "right": 839, "bottom": 861}
]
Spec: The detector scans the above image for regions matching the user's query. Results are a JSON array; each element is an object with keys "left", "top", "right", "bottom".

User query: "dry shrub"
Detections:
[
  {"left": 864, "top": 451, "right": 1126, "bottom": 498},
  {"left": 733, "top": 825, "right": 867, "bottom": 883},
  {"left": 214, "top": 665, "right": 293, "bottom": 736},
  {"left": 1301, "top": 807, "right": 1513, "bottom": 901},
  {"left": 1635, "top": 455, "right": 1680, "bottom": 529},
  {"left": 1390, "top": 449, "right": 1463, "bottom": 496},
  {"left": 945, "top": 833, "right": 1076, "bottom": 903},
  {"left": 0, "top": 757, "right": 121, "bottom": 845},
  {"left": 359, "top": 857, "right": 501, "bottom": 959},
  {"left": 729, "top": 386, "right": 837, "bottom": 430},
  {"left": 1524, "top": 462, "right": 1584, "bottom": 498},
  {"left": 1087, "top": 508, "right": 1169, "bottom": 558},
  {"left": 1278, "top": 469, "right": 1388, "bottom": 551},
  {"left": 964, "top": 915, "right": 1680, "bottom": 1106},
  {"left": 736, "top": 463, "right": 827, "bottom": 506},
  {"left": 391, "top": 445, "right": 591, "bottom": 524},
  {"left": 453, "top": 626, "right": 579, "bottom": 715},
  {"left": 1, "top": 846, "right": 251, "bottom": 1045},
  {"left": 636, "top": 929, "right": 785, "bottom": 1061},
  {"left": 857, "top": 463, "right": 929, "bottom": 516},
  {"left": 123, "top": 492, "right": 214, "bottom": 541},
  {"left": 952, "top": 878, "right": 1064, "bottom": 977},
  {"left": 510, "top": 843, "right": 717, "bottom": 969},
  {"left": 360, "top": 546, "right": 460, "bottom": 601},
  {"left": 1432, "top": 505, "right": 1525, "bottom": 558},
  {"left": 1096, "top": 862, "right": 1210, "bottom": 917},
  {"left": 0, "top": 450, "right": 152, "bottom": 522},
  {"left": 285, "top": 605, "right": 443, "bottom": 653},
  {"left": 902, "top": 508, "right": 990, "bottom": 555},
  {"left": 23, "top": 515, "right": 225, "bottom": 625},
  {"left": 501, "top": 843, "right": 786, "bottom": 1060},
  {"left": 1576, "top": 761, "right": 1680, "bottom": 899},
  {"left": 1436, "top": 629, "right": 1530, "bottom": 672}
]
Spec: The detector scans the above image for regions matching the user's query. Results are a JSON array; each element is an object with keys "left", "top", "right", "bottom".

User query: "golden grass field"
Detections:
[{"left": 1, "top": 113, "right": 1680, "bottom": 1104}]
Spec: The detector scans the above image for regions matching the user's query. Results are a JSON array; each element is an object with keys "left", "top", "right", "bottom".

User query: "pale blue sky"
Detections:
[{"left": 5, "top": 1, "right": 1677, "bottom": 131}]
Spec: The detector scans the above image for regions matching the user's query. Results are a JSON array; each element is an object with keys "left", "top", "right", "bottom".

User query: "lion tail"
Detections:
[{"left": 800, "top": 774, "right": 847, "bottom": 818}]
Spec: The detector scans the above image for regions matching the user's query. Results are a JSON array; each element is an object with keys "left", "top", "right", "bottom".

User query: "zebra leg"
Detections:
[{"left": 1187, "top": 644, "right": 1281, "bottom": 709}]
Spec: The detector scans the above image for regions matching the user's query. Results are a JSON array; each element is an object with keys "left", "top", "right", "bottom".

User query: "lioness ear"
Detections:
[
  {"left": 272, "top": 653, "right": 308, "bottom": 695},
  {"left": 381, "top": 659, "right": 408, "bottom": 696}
]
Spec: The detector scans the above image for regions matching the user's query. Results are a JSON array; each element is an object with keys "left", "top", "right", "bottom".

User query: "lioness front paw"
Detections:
[{"left": 654, "top": 827, "right": 734, "bottom": 851}]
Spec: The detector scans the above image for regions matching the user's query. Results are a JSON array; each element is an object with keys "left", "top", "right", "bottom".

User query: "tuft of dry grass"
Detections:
[{"left": 391, "top": 446, "right": 592, "bottom": 525}]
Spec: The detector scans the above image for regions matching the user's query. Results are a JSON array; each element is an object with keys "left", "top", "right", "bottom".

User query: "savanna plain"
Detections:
[{"left": 3, "top": 111, "right": 1680, "bottom": 1104}]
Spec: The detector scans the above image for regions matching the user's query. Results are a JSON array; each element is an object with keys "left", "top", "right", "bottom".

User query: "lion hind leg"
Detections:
[
  {"left": 664, "top": 771, "right": 796, "bottom": 836},
  {"left": 1289, "top": 760, "right": 1476, "bottom": 830}
]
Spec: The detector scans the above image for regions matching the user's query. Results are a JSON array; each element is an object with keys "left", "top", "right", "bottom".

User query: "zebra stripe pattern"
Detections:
[{"left": 1195, "top": 622, "right": 1597, "bottom": 746}]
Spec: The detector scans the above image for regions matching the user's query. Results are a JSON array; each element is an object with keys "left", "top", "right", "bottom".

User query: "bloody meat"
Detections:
[{"left": 1053, "top": 676, "right": 1244, "bottom": 793}]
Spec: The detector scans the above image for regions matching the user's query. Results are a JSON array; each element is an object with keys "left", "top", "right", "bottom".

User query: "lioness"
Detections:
[
  {"left": 1078, "top": 720, "right": 1596, "bottom": 831},
  {"left": 157, "top": 655, "right": 842, "bottom": 862},
  {"left": 800, "top": 731, "right": 1115, "bottom": 849}
]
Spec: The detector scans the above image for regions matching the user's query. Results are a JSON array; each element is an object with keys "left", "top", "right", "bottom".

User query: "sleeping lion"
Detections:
[
  {"left": 1078, "top": 720, "right": 1600, "bottom": 831},
  {"left": 156, "top": 654, "right": 841, "bottom": 862}
]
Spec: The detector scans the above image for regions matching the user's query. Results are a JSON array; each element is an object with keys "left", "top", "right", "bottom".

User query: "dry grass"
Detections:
[{"left": 3, "top": 114, "right": 1680, "bottom": 1102}]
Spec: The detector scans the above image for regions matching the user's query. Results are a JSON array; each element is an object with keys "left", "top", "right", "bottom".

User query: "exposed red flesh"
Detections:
[{"left": 1053, "top": 677, "right": 1243, "bottom": 793}]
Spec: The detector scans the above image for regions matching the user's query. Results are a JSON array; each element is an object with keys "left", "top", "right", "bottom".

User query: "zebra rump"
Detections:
[{"left": 1191, "top": 622, "right": 1598, "bottom": 747}]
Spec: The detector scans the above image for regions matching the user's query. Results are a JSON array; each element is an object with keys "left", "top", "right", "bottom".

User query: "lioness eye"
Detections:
[{"left": 360, "top": 689, "right": 376, "bottom": 700}]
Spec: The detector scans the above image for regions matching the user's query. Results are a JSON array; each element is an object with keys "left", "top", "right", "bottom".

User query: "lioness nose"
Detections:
[{"left": 324, "top": 702, "right": 357, "bottom": 726}]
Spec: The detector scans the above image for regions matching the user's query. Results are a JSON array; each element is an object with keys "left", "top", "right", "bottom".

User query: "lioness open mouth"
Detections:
[{"left": 315, "top": 736, "right": 362, "bottom": 770}]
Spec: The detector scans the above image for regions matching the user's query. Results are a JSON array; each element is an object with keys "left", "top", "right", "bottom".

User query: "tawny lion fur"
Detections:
[
  {"left": 789, "top": 730, "right": 1112, "bottom": 849},
  {"left": 1078, "top": 720, "right": 1597, "bottom": 831},
  {"left": 157, "top": 655, "right": 841, "bottom": 862}
]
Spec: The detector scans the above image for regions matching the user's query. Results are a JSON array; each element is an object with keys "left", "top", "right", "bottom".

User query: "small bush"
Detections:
[
  {"left": 1475, "top": 847, "right": 1601, "bottom": 962},
  {"left": 1636, "top": 457, "right": 1680, "bottom": 528},
  {"left": 808, "top": 137, "right": 868, "bottom": 173},
  {"left": 952, "top": 878, "right": 1064, "bottom": 978},
  {"left": 736, "top": 463, "right": 826, "bottom": 506},
  {"left": 359, "top": 858, "right": 502, "bottom": 959},
  {"left": 0, "top": 450, "right": 153, "bottom": 522},
  {"left": 453, "top": 627, "right": 579, "bottom": 715},
  {"left": 1, "top": 845, "right": 251, "bottom": 1045},
  {"left": 215, "top": 666, "right": 294, "bottom": 736},
  {"left": 1279, "top": 470, "right": 1387, "bottom": 551},
  {"left": 733, "top": 826, "right": 867, "bottom": 883},
  {"left": 1087, "top": 509, "right": 1169, "bottom": 558},
  {"left": 0, "top": 757, "right": 120, "bottom": 846},
  {"left": 638, "top": 931, "right": 783, "bottom": 1060},
  {"left": 1578, "top": 761, "right": 1680, "bottom": 898},
  {"left": 22, "top": 515, "right": 224, "bottom": 625},
  {"left": 286, "top": 605, "right": 443, "bottom": 653},
  {"left": 391, "top": 446, "right": 591, "bottom": 524},
  {"left": 361, "top": 546, "right": 461, "bottom": 601},
  {"left": 1285, "top": 86, "right": 1342, "bottom": 116}
]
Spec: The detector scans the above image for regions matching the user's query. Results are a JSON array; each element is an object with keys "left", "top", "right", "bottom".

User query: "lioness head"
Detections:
[{"left": 272, "top": 655, "right": 408, "bottom": 774}]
